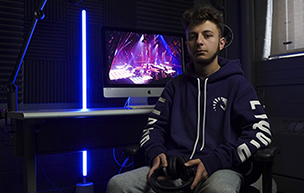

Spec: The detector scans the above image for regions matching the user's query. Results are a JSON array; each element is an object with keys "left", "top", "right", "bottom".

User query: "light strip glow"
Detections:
[
  {"left": 82, "top": 150, "right": 87, "bottom": 177},
  {"left": 82, "top": 9, "right": 87, "bottom": 110},
  {"left": 81, "top": 10, "right": 88, "bottom": 179}
]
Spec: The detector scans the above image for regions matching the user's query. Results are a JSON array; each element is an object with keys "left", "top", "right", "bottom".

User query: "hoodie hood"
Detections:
[{"left": 184, "top": 57, "right": 244, "bottom": 83}]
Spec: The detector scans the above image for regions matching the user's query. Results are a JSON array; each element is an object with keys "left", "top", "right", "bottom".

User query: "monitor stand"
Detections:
[{"left": 125, "top": 97, "right": 154, "bottom": 109}]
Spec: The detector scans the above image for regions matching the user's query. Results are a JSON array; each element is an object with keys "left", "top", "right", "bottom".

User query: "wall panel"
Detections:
[
  {"left": 0, "top": 0, "right": 24, "bottom": 104},
  {"left": 136, "top": 0, "right": 192, "bottom": 33},
  {"left": 256, "top": 56, "right": 304, "bottom": 118},
  {"left": 1, "top": 0, "right": 193, "bottom": 107}
]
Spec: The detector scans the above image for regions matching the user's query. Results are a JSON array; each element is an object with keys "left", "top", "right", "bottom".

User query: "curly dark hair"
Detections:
[{"left": 181, "top": 5, "right": 224, "bottom": 38}]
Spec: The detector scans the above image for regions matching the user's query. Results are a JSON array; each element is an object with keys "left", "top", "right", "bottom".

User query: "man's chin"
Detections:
[
  {"left": 193, "top": 52, "right": 218, "bottom": 65},
  {"left": 194, "top": 58, "right": 214, "bottom": 65}
]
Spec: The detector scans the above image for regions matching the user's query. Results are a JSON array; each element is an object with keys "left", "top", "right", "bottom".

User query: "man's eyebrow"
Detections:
[
  {"left": 202, "top": 30, "right": 215, "bottom": 34},
  {"left": 187, "top": 32, "right": 197, "bottom": 35},
  {"left": 188, "top": 30, "right": 215, "bottom": 35}
]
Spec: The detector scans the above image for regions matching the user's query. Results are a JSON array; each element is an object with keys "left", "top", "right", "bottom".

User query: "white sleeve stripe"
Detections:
[
  {"left": 237, "top": 143, "right": 252, "bottom": 162},
  {"left": 152, "top": 109, "right": 161, "bottom": 116},
  {"left": 158, "top": 97, "right": 166, "bottom": 103},
  {"left": 250, "top": 139, "right": 261, "bottom": 149},
  {"left": 140, "top": 135, "right": 150, "bottom": 147},
  {"left": 254, "top": 114, "right": 268, "bottom": 119},
  {"left": 147, "top": 117, "right": 157, "bottom": 125},
  {"left": 250, "top": 100, "right": 261, "bottom": 110}
]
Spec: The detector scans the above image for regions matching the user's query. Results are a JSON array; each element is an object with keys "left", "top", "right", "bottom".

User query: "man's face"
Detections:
[{"left": 186, "top": 21, "right": 225, "bottom": 65}]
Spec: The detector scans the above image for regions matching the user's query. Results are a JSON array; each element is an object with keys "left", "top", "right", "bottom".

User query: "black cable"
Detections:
[
  {"left": 35, "top": 126, "right": 63, "bottom": 192},
  {"left": 112, "top": 148, "right": 133, "bottom": 174},
  {"left": 37, "top": 157, "right": 63, "bottom": 193}
]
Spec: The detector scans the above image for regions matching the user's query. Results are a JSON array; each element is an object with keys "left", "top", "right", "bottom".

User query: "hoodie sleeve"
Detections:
[
  {"left": 139, "top": 81, "right": 174, "bottom": 166},
  {"left": 200, "top": 80, "right": 272, "bottom": 176}
]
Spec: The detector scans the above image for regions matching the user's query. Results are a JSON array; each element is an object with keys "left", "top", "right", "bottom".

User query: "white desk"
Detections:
[
  {"left": 7, "top": 107, "right": 152, "bottom": 119},
  {"left": 7, "top": 108, "right": 152, "bottom": 193}
]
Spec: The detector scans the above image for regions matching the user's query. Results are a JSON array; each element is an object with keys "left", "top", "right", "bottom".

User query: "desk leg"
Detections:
[{"left": 23, "top": 121, "right": 37, "bottom": 193}]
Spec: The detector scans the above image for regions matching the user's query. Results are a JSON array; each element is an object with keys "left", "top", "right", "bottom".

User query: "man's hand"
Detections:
[
  {"left": 148, "top": 153, "right": 168, "bottom": 181},
  {"left": 185, "top": 158, "right": 208, "bottom": 190}
]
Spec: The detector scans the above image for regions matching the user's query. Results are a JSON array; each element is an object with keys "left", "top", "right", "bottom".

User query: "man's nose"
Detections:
[{"left": 196, "top": 35, "right": 204, "bottom": 45}]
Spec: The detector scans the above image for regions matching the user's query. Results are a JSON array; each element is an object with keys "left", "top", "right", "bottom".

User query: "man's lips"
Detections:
[{"left": 196, "top": 50, "right": 207, "bottom": 54}]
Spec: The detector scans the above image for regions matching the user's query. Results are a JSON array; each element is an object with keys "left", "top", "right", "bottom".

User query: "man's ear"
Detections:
[{"left": 219, "top": 37, "right": 226, "bottom": 51}]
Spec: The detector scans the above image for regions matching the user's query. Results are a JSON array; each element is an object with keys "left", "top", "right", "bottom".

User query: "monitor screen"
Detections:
[{"left": 101, "top": 26, "right": 185, "bottom": 106}]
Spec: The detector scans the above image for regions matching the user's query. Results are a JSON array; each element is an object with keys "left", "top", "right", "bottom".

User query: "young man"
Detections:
[{"left": 107, "top": 5, "right": 272, "bottom": 193}]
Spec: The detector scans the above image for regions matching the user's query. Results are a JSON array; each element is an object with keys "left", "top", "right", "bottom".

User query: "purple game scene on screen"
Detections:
[{"left": 105, "top": 30, "right": 183, "bottom": 85}]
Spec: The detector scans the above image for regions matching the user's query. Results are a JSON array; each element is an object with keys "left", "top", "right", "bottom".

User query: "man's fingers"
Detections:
[
  {"left": 184, "top": 159, "right": 208, "bottom": 190},
  {"left": 148, "top": 157, "right": 160, "bottom": 180},
  {"left": 184, "top": 159, "right": 200, "bottom": 167},
  {"left": 159, "top": 153, "right": 168, "bottom": 167},
  {"left": 148, "top": 153, "right": 167, "bottom": 181},
  {"left": 190, "top": 165, "right": 208, "bottom": 190}
]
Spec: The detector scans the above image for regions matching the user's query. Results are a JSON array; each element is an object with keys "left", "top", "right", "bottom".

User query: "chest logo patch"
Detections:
[{"left": 213, "top": 97, "right": 228, "bottom": 111}]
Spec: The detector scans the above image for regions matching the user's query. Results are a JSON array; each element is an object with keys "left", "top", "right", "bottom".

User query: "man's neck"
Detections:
[{"left": 194, "top": 57, "right": 220, "bottom": 79}]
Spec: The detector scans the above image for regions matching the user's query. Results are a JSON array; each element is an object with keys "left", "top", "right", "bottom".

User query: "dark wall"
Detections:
[
  {"left": 0, "top": 0, "right": 193, "bottom": 109},
  {"left": 0, "top": 0, "right": 248, "bottom": 109},
  {"left": 0, "top": 0, "right": 250, "bottom": 110},
  {"left": 253, "top": 0, "right": 304, "bottom": 120},
  {"left": 254, "top": 0, "right": 304, "bottom": 192},
  {"left": 256, "top": 54, "right": 304, "bottom": 193},
  {"left": 256, "top": 57, "right": 304, "bottom": 119},
  {"left": 0, "top": 0, "right": 194, "bottom": 192}
]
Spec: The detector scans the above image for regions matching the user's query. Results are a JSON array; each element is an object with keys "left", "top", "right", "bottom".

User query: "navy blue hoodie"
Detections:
[{"left": 140, "top": 57, "right": 272, "bottom": 177}]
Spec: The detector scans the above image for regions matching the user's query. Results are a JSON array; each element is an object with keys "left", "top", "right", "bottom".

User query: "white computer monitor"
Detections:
[{"left": 101, "top": 26, "right": 185, "bottom": 106}]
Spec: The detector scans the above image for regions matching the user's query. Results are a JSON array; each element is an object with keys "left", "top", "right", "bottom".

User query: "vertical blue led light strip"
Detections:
[
  {"left": 81, "top": 9, "right": 88, "bottom": 180},
  {"left": 82, "top": 9, "right": 87, "bottom": 111},
  {"left": 83, "top": 150, "right": 87, "bottom": 177}
]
